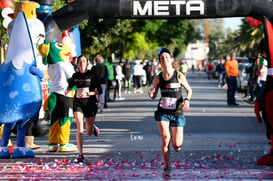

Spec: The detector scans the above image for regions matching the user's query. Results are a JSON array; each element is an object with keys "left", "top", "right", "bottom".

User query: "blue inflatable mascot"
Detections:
[{"left": 0, "top": 10, "right": 44, "bottom": 158}]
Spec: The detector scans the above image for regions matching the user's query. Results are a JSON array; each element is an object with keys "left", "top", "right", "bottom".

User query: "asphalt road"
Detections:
[{"left": 0, "top": 71, "right": 272, "bottom": 180}]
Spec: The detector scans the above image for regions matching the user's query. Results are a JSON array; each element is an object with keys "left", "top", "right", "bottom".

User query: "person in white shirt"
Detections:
[
  {"left": 115, "top": 61, "right": 125, "bottom": 100},
  {"left": 133, "top": 60, "right": 144, "bottom": 93}
]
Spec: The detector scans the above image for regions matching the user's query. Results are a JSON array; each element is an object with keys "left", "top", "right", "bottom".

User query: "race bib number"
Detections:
[
  {"left": 76, "top": 87, "right": 89, "bottom": 98},
  {"left": 159, "top": 97, "right": 177, "bottom": 110}
]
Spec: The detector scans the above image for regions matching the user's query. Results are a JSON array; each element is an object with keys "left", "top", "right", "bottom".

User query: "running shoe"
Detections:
[
  {"left": 59, "top": 143, "right": 77, "bottom": 152},
  {"left": 174, "top": 147, "right": 181, "bottom": 152},
  {"left": 93, "top": 125, "right": 100, "bottom": 137},
  {"left": 163, "top": 166, "right": 171, "bottom": 177},
  {"left": 48, "top": 144, "right": 58, "bottom": 152},
  {"left": 74, "top": 155, "right": 84, "bottom": 163}
]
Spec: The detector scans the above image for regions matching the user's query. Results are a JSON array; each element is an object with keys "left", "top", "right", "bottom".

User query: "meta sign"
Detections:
[{"left": 132, "top": 0, "right": 205, "bottom": 17}]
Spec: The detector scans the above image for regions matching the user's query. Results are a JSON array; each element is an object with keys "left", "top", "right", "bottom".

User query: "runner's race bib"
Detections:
[
  {"left": 76, "top": 87, "right": 89, "bottom": 98},
  {"left": 159, "top": 97, "right": 177, "bottom": 110}
]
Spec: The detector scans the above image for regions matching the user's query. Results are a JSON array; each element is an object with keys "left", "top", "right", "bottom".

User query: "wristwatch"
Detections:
[{"left": 184, "top": 98, "right": 190, "bottom": 101}]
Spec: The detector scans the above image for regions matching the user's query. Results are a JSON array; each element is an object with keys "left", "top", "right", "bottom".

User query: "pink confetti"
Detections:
[
  {"left": 63, "top": 159, "right": 68, "bottom": 164},
  {"left": 96, "top": 159, "right": 102, "bottom": 167}
]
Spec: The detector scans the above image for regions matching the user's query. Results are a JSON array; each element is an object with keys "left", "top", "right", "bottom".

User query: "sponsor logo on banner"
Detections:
[{"left": 132, "top": 0, "right": 205, "bottom": 17}]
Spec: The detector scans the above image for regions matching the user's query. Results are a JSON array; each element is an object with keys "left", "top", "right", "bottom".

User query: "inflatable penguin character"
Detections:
[
  {"left": 0, "top": 10, "right": 44, "bottom": 158},
  {"left": 8, "top": 1, "right": 46, "bottom": 151},
  {"left": 39, "top": 40, "right": 77, "bottom": 152}
]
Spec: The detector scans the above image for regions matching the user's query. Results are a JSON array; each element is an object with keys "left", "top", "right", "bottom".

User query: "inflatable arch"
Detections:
[{"left": 32, "top": 0, "right": 273, "bottom": 41}]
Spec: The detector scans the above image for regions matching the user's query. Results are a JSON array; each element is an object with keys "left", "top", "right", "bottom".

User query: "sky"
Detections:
[{"left": 223, "top": 17, "right": 244, "bottom": 31}]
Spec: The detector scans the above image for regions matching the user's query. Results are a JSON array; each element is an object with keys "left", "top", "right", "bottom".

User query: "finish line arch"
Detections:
[{"left": 33, "top": 0, "right": 273, "bottom": 41}]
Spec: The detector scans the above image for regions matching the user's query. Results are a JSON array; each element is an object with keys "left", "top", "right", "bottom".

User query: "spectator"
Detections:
[
  {"left": 245, "top": 56, "right": 258, "bottom": 103},
  {"left": 152, "top": 58, "right": 159, "bottom": 77},
  {"left": 104, "top": 56, "right": 115, "bottom": 106},
  {"left": 225, "top": 52, "right": 239, "bottom": 106},
  {"left": 115, "top": 60, "right": 125, "bottom": 100},
  {"left": 180, "top": 62, "right": 188, "bottom": 77},
  {"left": 143, "top": 60, "right": 153, "bottom": 87},
  {"left": 123, "top": 59, "right": 133, "bottom": 94},
  {"left": 207, "top": 62, "right": 214, "bottom": 80},
  {"left": 197, "top": 63, "right": 202, "bottom": 75},
  {"left": 215, "top": 58, "right": 226, "bottom": 87},
  {"left": 91, "top": 55, "right": 108, "bottom": 113},
  {"left": 133, "top": 60, "right": 144, "bottom": 93},
  {"left": 256, "top": 56, "right": 268, "bottom": 98},
  {"left": 71, "top": 56, "right": 79, "bottom": 72},
  {"left": 172, "top": 60, "right": 180, "bottom": 71}
]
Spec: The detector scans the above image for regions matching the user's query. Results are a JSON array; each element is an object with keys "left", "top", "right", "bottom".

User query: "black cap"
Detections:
[{"left": 157, "top": 48, "right": 172, "bottom": 58}]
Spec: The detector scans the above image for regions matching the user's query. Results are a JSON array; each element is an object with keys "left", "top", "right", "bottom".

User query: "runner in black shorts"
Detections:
[
  {"left": 66, "top": 55, "right": 102, "bottom": 163},
  {"left": 148, "top": 48, "right": 192, "bottom": 177}
]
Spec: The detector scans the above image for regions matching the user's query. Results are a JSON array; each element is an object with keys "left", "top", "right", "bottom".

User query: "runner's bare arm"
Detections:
[
  {"left": 178, "top": 72, "right": 192, "bottom": 111},
  {"left": 148, "top": 75, "right": 160, "bottom": 99}
]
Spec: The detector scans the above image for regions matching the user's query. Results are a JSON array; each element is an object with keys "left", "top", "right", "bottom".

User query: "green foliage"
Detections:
[
  {"left": 207, "top": 19, "right": 225, "bottom": 60},
  {"left": 53, "top": 0, "right": 67, "bottom": 11},
  {"left": 80, "top": 19, "right": 133, "bottom": 59},
  {"left": 217, "top": 18, "right": 263, "bottom": 58},
  {"left": 80, "top": 19, "right": 197, "bottom": 60}
]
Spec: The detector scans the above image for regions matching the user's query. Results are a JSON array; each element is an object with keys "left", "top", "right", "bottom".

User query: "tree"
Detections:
[
  {"left": 79, "top": 19, "right": 198, "bottom": 60},
  {"left": 80, "top": 19, "right": 133, "bottom": 60},
  {"left": 207, "top": 19, "right": 225, "bottom": 60},
  {"left": 217, "top": 18, "right": 263, "bottom": 58}
]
